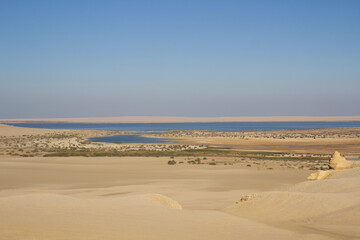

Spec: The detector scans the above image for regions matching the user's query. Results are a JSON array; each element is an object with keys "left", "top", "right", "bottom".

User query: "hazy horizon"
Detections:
[{"left": 1, "top": 0, "right": 360, "bottom": 118}]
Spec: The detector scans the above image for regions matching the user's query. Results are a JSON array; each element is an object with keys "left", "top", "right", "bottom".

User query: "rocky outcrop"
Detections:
[
  {"left": 329, "top": 151, "right": 359, "bottom": 170},
  {"left": 308, "top": 151, "right": 360, "bottom": 180},
  {"left": 307, "top": 170, "right": 332, "bottom": 180}
]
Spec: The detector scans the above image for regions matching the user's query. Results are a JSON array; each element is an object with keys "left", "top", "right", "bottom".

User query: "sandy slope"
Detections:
[
  {"left": 0, "top": 123, "right": 66, "bottom": 137},
  {"left": 0, "top": 156, "right": 326, "bottom": 240},
  {"left": 224, "top": 167, "right": 360, "bottom": 239},
  {"left": 0, "top": 193, "right": 312, "bottom": 240},
  {"left": 0, "top": 156, "right": 358, "bottom": 239}
]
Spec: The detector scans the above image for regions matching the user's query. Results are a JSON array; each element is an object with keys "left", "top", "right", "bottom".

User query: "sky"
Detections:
[{"left": 1, "top": 0, "right": 359, "bottom": 118}]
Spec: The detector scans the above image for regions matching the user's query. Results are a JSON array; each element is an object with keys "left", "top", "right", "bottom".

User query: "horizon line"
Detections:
[{"left": 1, "top": 116, "right": 360, "bottom": 123}]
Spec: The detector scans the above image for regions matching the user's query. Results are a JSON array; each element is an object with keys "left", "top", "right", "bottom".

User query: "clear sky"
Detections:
[{"left": 1, "top": 0, "right": 359, "bottom": 118}]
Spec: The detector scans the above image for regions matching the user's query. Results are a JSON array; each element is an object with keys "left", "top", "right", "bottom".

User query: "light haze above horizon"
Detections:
[{"left": 1, "top": 0, "right": 359, "bottom": 118}]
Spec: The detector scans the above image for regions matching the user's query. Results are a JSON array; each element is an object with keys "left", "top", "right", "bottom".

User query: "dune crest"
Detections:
[{"left": 149, "top": 194, "right": 182, "bottom": 210}]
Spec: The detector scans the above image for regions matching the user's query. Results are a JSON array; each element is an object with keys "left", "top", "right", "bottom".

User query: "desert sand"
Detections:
[
  {"left": 0, "top": 123, "right": 65, "bottom": 137},
  {"left": 160, "top": 128, "right": 360, "bottom": 154},
  {"left": 0, "top": 156, "right": 359, "bottom": 240},
  {"left": 0, "top": 124, "right": 359, "bottom": 239}
]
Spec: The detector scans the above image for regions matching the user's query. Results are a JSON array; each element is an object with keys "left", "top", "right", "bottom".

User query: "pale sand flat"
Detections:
[
  {"left": 0, "top": 156, "right": 323, "bottom": 240},
  {"left": 0, "top": 123, "right": 71, "bottom": 137},
  {"left": 0, "top": 155, "right": 356, "bottom": 239},
  {"left": 1, "top": 193, "right": 325, "bottom": 240}
]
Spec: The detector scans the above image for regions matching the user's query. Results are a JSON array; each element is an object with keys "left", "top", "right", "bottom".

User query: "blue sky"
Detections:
[{"left": 1, "top": 0, "right": 359, "bottom": 118}]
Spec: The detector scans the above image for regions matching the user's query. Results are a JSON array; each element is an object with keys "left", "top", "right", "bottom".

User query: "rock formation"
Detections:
[
  {"left": 307, "top": 170, "right": 332, "bottom": 180},
  {"left": 329, "top": 151, "right": 360, "bottom": 170}
]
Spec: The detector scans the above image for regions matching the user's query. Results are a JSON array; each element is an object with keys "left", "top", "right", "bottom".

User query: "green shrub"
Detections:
[{"left": 168, "top": 160, "right": 176, "bottom": 165}]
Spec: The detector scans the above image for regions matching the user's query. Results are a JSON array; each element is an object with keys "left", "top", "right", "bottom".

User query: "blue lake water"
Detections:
[
  {"left": 6, "top": 121, "right": 360, "bottom": 132},
  {"left": 89, "top": 135, "right": 173, "bottom": 144}
]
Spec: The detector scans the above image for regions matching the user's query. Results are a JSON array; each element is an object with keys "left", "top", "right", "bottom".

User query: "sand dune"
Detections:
[
  {"left": 0, "top": 156, "right": 358, "bottom": 239},
  {"left": 224, "top": 167, "right": 360, "bottom": 239},
  {"left": 0, "top": 123, "right": 65, "bottom": 137},
  {"left": 0, "top": 156, "right": 322, "bottom": 240},
  {"left": 1, "top": 193, "right": 319, "bottom": 240},
  {"left": 150, "top": 193, "right": 183, "bottom": 209}
]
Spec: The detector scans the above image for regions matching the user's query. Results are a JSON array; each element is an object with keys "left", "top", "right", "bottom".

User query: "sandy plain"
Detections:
[
  {"left": 0, "top": 123, "right": 359, "bottom": 239},
  {"left": 167, "top": 131, "right": 360, "bottom": 154}
]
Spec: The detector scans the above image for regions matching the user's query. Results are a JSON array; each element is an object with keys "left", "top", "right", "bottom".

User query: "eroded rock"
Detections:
[
  {"left": 329, "top": 151, "right": 359, "bottom": 170},
  {"left": 307, "top": 170, "right": 332, "bottom": 180}
]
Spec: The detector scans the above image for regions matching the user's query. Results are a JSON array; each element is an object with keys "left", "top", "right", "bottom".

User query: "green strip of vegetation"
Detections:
[{"left": 43, "top": 148, "right": 329, "bottom": 161}]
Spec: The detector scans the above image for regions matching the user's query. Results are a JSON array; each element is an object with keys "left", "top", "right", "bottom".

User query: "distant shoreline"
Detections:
[{"left": 1, "top": 116, "right": 360, "bottom": 123}]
